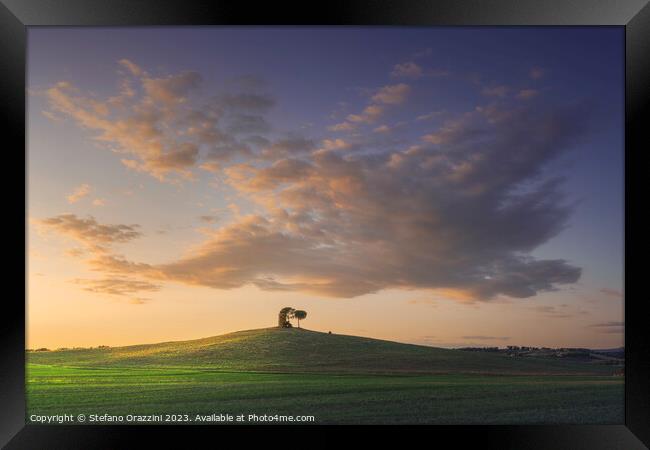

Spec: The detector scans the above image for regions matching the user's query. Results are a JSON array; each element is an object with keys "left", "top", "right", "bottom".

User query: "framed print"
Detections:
[{"left": 1, "top": 0, "right": 648, "bottom": 448}]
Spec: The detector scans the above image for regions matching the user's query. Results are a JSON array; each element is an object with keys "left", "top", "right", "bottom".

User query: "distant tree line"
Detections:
[
  {"left": 458, "top": 346, "right": 624, "bottom": 364},
  {"left": 27, "top": 345, "right": 112, "bottom": 352}
]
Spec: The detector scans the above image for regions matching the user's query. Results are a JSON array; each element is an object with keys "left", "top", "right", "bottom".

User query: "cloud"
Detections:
[
  {"left": 217, "top": 93, "right": 275, "bottom": 112},
  {"left": 330, "top": 84, "right": 410, "bottom": 131},
  {"left": 322, "top": 138, "right": 352, "bottom": 150},
  {"left": 41, "top": 60, "right": 276, "bottom": 182},
  {"left": 600, "top": 288, "right": 623, "bottom": 299},
  {"left": 43, "top": 76, "right": 198, "bottom": 181},
  {"left": 328, "top": 122, "right": 355, "bottom": 132},
  {"left": 530, "top": 66, "right": 545, "bottom": 80},
  {"left": 87, "top": 254, "right": 155, "bottom": 274},
  {"left": 36, "top": 214, "right": 141, "bottom": 252},
  {"left": 67, "top": 184, "right": 91, "bottom": 204},
  {"left": 118, "top": 59, "right": 144, "bottom": 77},
  {"left": 88, "top": 101, "right": 587, "bottom": 300},
  {"left": 461, "top": 336, "right": 511, "bottom": 341},
  {"left": 482, "top": 85, "right": 509, "bottom": 97},
  {"left": 33, "top": 216, "right": 153, "bottom": 303},
  {"left": 421, "top": 113, "right": 481, "bottom": 145},
  {"left": 226, "top": 114, "right": 271, "bottom": 134},
  {"left": 413, "top": 48, "right": 433, "bottom": 58},
  {"left": 371, "top": 83, "right": 411, "bottom": 105},
  {"left": 587, "top": 321, "right": 624, "bottom": 334},
  {"left": 199, "top": 215, "right": 220, "bottom": 224},
  {"left": 531, "top": 305, "right": 584, "bottom": 319},
  {"left": 391, "top": 62, "right": 423, "bottom": 79},
  {"left": 345, "top": 105, "right": 384, "bottom": 125},
  {"left": 371, "top": 123, "right": 406, "bottom": 135},
  {"left": 416, "top": 111, "right": 445, "bottom": 121},
  {"left": 141, "top": 71, "right": 202, "bottom": 104},
  {"left": 65, "top": 248, "right": 86, "bottom": 258},
  {"left": 517, "top": 89, "right": 539, "bottom": 100},
  {"left": 225, "top": 74, "right": 267, "bottom": 90},
  {"left": 92, "top": 198, "right": 106, "bottom": 207},
  {"left": 72, "top": 277, "right": 160, "bottom": 296},
  {"left": 151, "top": 216, "right": 384, "bottom": 297},
  {"left": 373, "top": 125, "right": 391, "bottom": 133},
  {"left": 39, "top": 65, "right": 590, "bottom": 303},
  {"left": 407, "top": 298, "right": 437, "bottom": 307},
  {"left": 259, "top": 136, "right": 315, "bottom": 159},
  {"left": 427, "top": 68, "right": 450, "bottom": 77},
  {"left": 391, "top": 62, "right": 449, "bottom": 79},
  {"left": 224, "top": 159, "right": 313, "bottom": 192}
]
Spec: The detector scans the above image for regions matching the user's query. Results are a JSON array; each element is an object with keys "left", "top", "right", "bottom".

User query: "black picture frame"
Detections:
[{"left": 1, "top": 1, "right": 648, "bottom": 448}]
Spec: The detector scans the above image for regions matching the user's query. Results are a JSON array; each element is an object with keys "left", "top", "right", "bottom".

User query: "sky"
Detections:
[{"left": 27, "top": 27, "right": 624, "bottom": 350}]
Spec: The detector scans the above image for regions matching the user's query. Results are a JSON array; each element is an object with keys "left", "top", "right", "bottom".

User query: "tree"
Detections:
[
  {"left": 278, "top": 307, "right": 295, "bottom": 328},
  {"left": 293, "top": 310, "right": 307, "bottom": 328}
]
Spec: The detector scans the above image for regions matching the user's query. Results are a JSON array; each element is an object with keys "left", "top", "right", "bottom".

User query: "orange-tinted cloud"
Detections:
[
  {"left": 37, "top": 214, "right": 141, "bottom": 252},
  {"left": 38, "top": 62, "right": 588, "bottom": 302},
  {"left": 66, "top": 184, "right": 92, "bottom": 204},
  {"left": 587, "top": 321, "right": 624, "bottom": 334},
  {"left": 600, "top": 288, "right": 623, "bottom": 299},
  {"left": 391, "top": 62, "right": 423, "bottom": 79},
  {"left": 331, "top": 83, "right": 410, "bottom": 130},
  {"left": 529, "top": 66, "right": 545, "bottom": 80},
  {"left": 41, "top": 60, "right": 278, "bottom": 182},
  {"left": 72, "top": 277, "right": 160, "bottom": 296},
  {"left": 517, "top": 89, "right": 539, "bottom": 100}
]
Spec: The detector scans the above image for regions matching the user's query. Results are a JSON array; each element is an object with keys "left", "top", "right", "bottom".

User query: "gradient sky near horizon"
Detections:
[{"left": 27, "top": 27, "right": 624, "bottom": 349}]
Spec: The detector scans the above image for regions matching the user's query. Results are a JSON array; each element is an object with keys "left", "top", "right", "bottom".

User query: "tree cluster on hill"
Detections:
[{"left": 278, "top": 307, "right": 308, "bottom": 328}]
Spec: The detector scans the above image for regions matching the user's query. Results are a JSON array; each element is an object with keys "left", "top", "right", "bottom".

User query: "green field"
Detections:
[{"left": 26, "top": 328, "right": 624, "bottom": 424}]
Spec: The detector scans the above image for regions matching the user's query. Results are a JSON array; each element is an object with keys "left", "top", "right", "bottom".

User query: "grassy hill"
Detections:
[{"left": 28, "top": 327, "right": 614, "bottom": 375}]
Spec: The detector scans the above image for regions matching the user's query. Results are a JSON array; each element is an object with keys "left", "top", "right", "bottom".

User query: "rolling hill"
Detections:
[{"left": 28, "top": 327, "right": 615, "bottom": 375}]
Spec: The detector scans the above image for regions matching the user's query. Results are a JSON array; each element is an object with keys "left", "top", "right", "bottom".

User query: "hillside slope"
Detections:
[{"left": 28, "top": 327, "right": 614, "bottom": 375}]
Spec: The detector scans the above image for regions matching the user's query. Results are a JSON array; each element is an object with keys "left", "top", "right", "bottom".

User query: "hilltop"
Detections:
[{"left": 28, "top": 327, "right": 616, "bottom": 375}]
